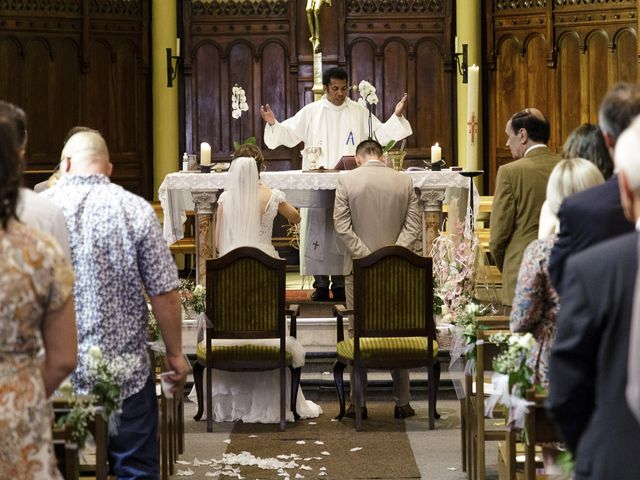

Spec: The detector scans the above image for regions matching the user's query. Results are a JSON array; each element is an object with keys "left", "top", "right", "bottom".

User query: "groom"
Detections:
[{"left": 333, "top": 139, "right": 422, "bottom": 418}]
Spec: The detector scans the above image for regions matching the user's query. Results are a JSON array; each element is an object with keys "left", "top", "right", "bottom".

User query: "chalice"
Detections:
[{"left": 305, "top": 146, "right": 322, "bottom": 170}]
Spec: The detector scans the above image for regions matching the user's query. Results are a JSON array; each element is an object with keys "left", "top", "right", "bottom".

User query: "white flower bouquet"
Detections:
[{"left": 231, "top": 84, "right": 256, "bottom": 150}]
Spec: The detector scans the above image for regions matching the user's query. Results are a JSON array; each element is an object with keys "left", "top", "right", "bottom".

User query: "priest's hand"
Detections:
[
  {"left": 260, "top": 104, "right": 277, "bottom": 126},
  {"left": 394, "top": 93, "right": 408, "bottom": 117}
]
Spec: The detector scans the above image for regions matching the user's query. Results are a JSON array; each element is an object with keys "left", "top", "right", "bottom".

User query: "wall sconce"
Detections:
[
  {"left": 453, "top": 43, "right": 468, "bottom": 84},
  {"left": 166, "top": 39, "right": 180, "bottom": 88}
]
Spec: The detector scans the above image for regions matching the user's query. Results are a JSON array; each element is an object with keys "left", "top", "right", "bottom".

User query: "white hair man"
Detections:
[{"left": 547, "top": 116, "right": 640, "bottom": 479}]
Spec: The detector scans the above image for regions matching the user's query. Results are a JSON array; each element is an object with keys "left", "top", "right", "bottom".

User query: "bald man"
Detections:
[
  {"left": 44, "top": 131, "right": 188, "bottom": 477},
  {"left": 489, "top": 108, "right": 560, "bottom": 306}
]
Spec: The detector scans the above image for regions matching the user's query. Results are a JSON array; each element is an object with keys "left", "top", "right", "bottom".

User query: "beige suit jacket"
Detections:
[
  {"left": 333, "top": 160, "right": 422, "bottom": 275},
  {"left": 489, "top": 145, "right": 561, "bottom": 305}
]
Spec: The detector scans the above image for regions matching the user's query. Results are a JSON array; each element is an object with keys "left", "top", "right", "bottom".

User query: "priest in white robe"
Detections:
[{"left": 260, "top": 67, "right": 412, "bottom": 300}]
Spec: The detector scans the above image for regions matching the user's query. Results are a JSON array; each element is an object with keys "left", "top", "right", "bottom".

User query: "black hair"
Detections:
[
  {"left": 355, "top": 139, "right": 383, "bottom": 158},
  {"left": 322, "top": 67, "right": 348, "bottom": 86}
]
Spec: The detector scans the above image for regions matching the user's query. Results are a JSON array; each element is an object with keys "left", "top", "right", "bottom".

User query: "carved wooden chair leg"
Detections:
[
  {"left": 290, "top": 366, "right": 302, "bottom": 420},
  {"left": 333, "top": 360, "right": 346, "bottom": 420},
  {"left": 193, "top": 361, "right": 204, "bottom": 421}
]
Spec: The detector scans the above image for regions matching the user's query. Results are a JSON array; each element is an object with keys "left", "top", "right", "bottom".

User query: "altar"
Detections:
[{"left": 158, "top": 169, "right": 476, "bottom": 284}]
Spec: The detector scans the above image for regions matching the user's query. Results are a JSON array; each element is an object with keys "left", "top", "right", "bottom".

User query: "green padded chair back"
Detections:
[
  {"left": 353, "top": 245, "right": 434, "bottom": 339},
  {"left": 206, "top": 247, "right": 286, "bottom": 340}
]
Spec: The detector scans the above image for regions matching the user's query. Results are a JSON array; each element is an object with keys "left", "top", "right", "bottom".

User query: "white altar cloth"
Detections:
[{"left": 158, "top": 169, "right": 475, "bottom": 245}]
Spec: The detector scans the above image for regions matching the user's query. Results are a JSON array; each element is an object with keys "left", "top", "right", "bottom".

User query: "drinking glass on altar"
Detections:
[{"left": 304, "top": 146, "right": 322, "bottom": 170}]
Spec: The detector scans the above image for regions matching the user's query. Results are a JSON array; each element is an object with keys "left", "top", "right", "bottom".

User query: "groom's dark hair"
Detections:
[
  {"left": 322, "top": 67, "right": 348, "bottom": 86},
  {"left": 356, "top": 139, "right": 383, "bottom": 158}
]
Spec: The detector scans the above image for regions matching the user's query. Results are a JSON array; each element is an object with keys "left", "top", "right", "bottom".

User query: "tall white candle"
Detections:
[
  {"left": 466, "top": 65, "right": 480, "bottom": 171},
  {"left": 176, "top": 38, "right": 180, "bottom": 57},
  {"left": 200, "top": 142, "right": 211, "bottom": 166},
  {"left": 455, "top": 36, "right": 459, "bottom": 54},
  {"left": 431, "top": 142, "right": 442, "bottom": 162}
]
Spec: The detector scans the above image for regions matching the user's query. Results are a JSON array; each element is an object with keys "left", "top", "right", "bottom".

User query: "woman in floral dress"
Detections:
[
  {"left": 511, "top": 157, "right": 604, "bottom": 386},
  {"left": 0, "top": 117, "right": 77, "bottom": 477}
]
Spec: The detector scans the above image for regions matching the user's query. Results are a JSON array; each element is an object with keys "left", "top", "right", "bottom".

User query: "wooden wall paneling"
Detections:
[
  {"left": 23, "top": 38, "right": 53, "bottom": 163},
  {"left": 344, "top": 0, "right": 454, "bottom": 166},
  {"left": 414, "top": 39, "right": 448, "bottom": 161},
  {"left": 192, "top": 42, "right": 223, "bottom": 157},
  {"left": 556, "top": 33, "right": 582, "bottom": 147},
  {"left": 614, "top": 28, "right": 638, "bottom": 83},
  {"left": 185, "top": 0, "right": 295, "bottom": 169},
  {"left": 525, "top": 34, "right": 554, "bottom": 147},
  {"left": 586, "top": 31, "right": 611, "bottom": 124},
  {"left": 227, "top": 41, "right": 254, "bottom": 151},
  {"left": 0, "top": 1, "right": 151, "bottom": 197}
]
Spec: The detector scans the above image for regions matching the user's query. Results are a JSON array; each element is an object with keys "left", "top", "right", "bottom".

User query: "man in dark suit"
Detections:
[
  {"left": 549, "top": 83, "right": 640, "bottom": 292},
  {"left": 490, "top": 108, "right": 560, "bottom": 306},
  {"left": 547, "top": 119, "right": 640, "bottom": 479}
]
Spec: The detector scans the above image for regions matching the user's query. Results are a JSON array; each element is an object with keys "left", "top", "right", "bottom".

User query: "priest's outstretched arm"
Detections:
[
  {"left": 372, "top": 93, "right": 412, "bottom": 146},
  {"left": 260, "top": 103, "right": 306, "bottom": 150}
]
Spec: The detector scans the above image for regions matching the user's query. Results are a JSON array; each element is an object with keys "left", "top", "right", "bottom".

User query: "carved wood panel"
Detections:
[
  {"left": 486, "top": 0, "right": 638, "bottom": 193},
  {"left": 0, "top": 0, "right": 151, "bottom": 197}
]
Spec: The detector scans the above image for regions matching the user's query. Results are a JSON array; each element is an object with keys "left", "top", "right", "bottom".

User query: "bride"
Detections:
[{"left": 195, "top": 148, "right": 322, "bottom": 423}]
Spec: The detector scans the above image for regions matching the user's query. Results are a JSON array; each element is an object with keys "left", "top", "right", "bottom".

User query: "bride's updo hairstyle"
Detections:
[{"left": 233, "top": 143, "right": 264, "bottom": 175}]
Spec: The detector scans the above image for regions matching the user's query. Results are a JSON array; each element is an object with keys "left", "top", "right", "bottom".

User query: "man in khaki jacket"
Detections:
[
  {"left": 490, "top": 108, "right": 560, "bottom": 306},
  {"left": 333, "top": 139, "right": 422, "bottom": 419}
]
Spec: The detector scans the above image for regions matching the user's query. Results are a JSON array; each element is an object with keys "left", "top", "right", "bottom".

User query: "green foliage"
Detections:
[{"left": 233, "top": 137, "right": 257, "bottom": 151}]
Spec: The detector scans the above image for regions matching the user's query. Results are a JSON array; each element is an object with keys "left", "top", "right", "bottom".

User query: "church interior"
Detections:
[{"left": 1, "top": 0, "right": 639, "bottom": 479}]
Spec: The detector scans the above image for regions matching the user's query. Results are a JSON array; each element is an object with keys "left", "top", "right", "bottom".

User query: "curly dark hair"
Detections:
[
  {"left": 0, "top": 116, "right": 22, "bottom": 229},
  {"left": 562, "top": 123, "right": 613, "bottom": 179},
  {"left": 322, "top": 67, "right": 348, "bottom": 86}
]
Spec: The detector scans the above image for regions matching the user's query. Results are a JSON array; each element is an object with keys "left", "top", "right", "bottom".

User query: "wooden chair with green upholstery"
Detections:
[
  {"left": 192, "top": 247, "right": 301, "bottom": 432},
  {"left": 333, "top": 245, "right": 440, "bottom": 431}
]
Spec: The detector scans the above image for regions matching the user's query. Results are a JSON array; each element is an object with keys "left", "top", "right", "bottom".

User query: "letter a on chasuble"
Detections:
[{"left": 345, "top": 131, "right": 355, "bottom": 146}]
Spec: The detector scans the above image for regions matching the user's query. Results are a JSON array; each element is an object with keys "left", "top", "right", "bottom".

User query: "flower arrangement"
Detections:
[
  {"left": 56, "top": 345, "right": 134, "bottom": 444},
  {"left": 231, "top": 84, "right": 256, "bottom": 150},
  {"left": 179, "top": 279, "right": 206, "bottom": 315},
  {"left": 485, "top": 332, "right": 538, "bottom": 429},
  {"left": 432, "top": 221, "right": 489, "bottom": 369},
  {"left": 356, "top": 80, "right": 378, "bottom": 139}
]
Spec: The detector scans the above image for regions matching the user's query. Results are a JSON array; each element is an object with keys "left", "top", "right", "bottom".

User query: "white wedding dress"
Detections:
[{"left": 189, "top": 187, "right": 322, "bottom": 423}]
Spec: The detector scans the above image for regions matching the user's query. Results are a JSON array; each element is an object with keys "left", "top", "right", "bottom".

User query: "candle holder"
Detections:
[
  {"left": 199, "top": 164, "right": 211, "bottom": 173},
  {"left": 453, "top": 43, "right": 469, "bottom": 84},
  {"left": 166, "top": 47, "right": 181, "bottom": 88},
  {"left": 459, "top": 170, "right": 483, "bottom": 232}
]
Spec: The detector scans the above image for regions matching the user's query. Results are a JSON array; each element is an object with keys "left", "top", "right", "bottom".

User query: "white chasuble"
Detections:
[{"left": 264, "top": 96, "right": 412, "bottom": 275}]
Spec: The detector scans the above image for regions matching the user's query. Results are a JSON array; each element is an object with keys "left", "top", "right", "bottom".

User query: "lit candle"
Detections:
[
  {"left": 466, "top": 64, "right": 480, "bottom": 171},
  {"left": 176, "top": 38, "right": 180, "bottom": 57},
  {"left": 431, "top": 142, "right": 442, "bottom": 162},
  {"left": 200, "top": 142, "right": 211, "bottom": 166}
]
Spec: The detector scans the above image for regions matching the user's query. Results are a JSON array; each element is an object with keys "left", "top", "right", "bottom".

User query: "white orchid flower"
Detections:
[
  {"left": 241, "top": 102, "right": 249, "bottom": 111},
  {"left": 366, "top": 93, "right": 379, "bottom": 105},
  {"left": 232, "top": 100, "right": 239, "bottom": 110},
  {"left": 194, "top": 285, "right": 204, "bottom": 296},
  {"left": 231, "top": 109, "right": 241, "bottom": 119}
]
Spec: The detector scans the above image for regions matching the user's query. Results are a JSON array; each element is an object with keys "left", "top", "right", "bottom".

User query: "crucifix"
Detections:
[{"left": 467, "top": 113, "right": 478, "bottom": 144}]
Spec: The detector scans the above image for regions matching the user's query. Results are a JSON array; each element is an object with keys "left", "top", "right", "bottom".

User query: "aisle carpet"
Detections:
[{"left": 174, "top": 401, "right": 462, "bottom": 479}]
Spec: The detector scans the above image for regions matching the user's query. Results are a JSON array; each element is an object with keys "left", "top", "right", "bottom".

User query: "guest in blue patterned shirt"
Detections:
[{"left": 44, "top": 130, "right": 188, "bottom": 478}]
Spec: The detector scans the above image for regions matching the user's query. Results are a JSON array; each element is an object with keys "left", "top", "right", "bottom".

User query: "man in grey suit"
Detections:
[{"left": 333, "top": 139, "right": 422, "bottom": 419}]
